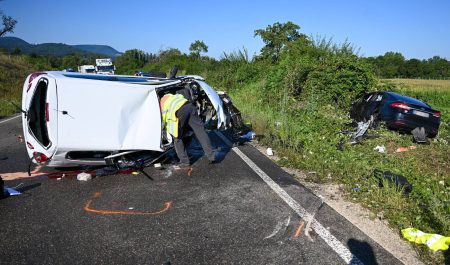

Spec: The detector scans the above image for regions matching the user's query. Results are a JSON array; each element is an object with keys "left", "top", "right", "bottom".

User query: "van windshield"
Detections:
[{"left": 28, "top": 79, "right": 51, "bottom": 147}]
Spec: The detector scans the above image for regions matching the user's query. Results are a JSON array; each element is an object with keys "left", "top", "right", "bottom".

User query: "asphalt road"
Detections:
[{"left": 0, "top": 115, "right": 402, "bottom": 265}]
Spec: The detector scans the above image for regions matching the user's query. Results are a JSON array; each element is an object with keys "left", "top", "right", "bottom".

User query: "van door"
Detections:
[{"left": 24, "top": 75, "right": 58, "bottom": 162}]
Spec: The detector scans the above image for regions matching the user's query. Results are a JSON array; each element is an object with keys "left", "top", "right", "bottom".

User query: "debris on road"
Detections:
[
  {"left": 2, "top": 178, "right": 22, "bottom": 198},
  {"left": 395, "top": 146, "right": 416, "bottom": 153},
  {"left": 95, "top": 166, "right": 119, "bottom": 177},
  {"left": 4, "top": 187, "right": 21, "bottom": 196},
  {"left": 266, "top": 148, "right": 274, "bottom": 156},
  {"left": 294, "top": 221, "right": 305, "bottom": 238},
  {"left": 401, "top": 228, "right": 450, "bottom": 251},
  {"left": 374, "top": 169, "right": 412, "bottom": 194},
  {"left": 373, "top": 145, "right": 386, "bottom": 153},
  {"left": 77, "top": 172, "right": 92, "bottom": 181}
]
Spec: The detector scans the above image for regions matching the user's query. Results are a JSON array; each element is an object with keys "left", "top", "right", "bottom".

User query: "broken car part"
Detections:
[{"left": 373, "top": 169, "right": 412, "bottom": 194}]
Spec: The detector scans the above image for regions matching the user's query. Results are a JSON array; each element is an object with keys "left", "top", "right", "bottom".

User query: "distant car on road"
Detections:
[
  {"left": 22, "top": 71, "right": 242, "bottom": 167},
  {"left": 350, "top": 91, "right": 441, "bottom": 137}
]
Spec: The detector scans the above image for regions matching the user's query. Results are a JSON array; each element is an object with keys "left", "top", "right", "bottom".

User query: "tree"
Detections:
[
  {"left": 254, "top": 21, "right": 305, "bottom": 62},
  {"left": 0, "top": 6, "right": 17, "bottom": 37},
  {"left": 189, "top": 40, "right": 208, "bottom": 57},
  {"left": 115, "top": 49, "right": 151, "bottom": 74}
]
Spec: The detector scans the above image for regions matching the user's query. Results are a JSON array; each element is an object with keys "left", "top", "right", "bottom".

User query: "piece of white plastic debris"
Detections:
[
  {"left": 266, "top": 148, "right": 274, "bottom": 156},
  {"left": 154, "top": 163, "right": 162, "bottom": 168},
  {"left": 77, "top": 172, "right": 92, "bottom": 181},
  {"left": 373, "top": 145, "right": 386, "bottom": 153}
]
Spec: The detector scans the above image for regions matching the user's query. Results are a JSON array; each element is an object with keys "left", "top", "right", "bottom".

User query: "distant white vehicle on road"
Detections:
[
  {"left": 21, "top": 71, "right": 242, "bottom": 167},
  {"left": 95, "top": 58, "right": 115, "bottom": 75},
  {"left": 77, "top": 65, "right": 96, "bottom": 74}
]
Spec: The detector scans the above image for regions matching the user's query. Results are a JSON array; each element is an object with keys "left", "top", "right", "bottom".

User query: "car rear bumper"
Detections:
[{"left": 384, "top": 112, "right": 440, "bottom": 136}]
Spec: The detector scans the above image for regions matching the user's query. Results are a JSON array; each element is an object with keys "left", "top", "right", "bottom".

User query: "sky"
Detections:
[{"left": 1, "top": 0, "right": 449, "bottom": 59}]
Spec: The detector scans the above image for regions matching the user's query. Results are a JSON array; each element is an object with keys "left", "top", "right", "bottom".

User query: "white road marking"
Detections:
[
  {"left": 0, "top": 114, "right": 21, "bottom": 125},
  {"left": 215, "top": 131, "right": 364, "bottom": 265}
]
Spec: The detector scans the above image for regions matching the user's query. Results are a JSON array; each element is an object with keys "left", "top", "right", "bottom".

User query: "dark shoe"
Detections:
[{"left": 208, "top": 159, "right": 217, "bottom": 164}]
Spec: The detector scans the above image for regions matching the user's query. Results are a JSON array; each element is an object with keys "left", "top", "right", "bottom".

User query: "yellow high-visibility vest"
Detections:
[
  {"left": 160, "top": 94, "right": 188, "bottom": 138},
  {"left": 402, "top": 228, "right": 450, "bottom": 251}
]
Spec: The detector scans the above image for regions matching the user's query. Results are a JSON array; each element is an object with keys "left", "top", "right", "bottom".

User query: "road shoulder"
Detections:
[{"left": 249, "top": 141, "right": 423, "bottom": 265}]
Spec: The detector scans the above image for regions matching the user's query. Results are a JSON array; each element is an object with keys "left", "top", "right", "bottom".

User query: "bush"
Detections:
[{"left": 302, "top": 54, "right": 376, "bottom": 109}]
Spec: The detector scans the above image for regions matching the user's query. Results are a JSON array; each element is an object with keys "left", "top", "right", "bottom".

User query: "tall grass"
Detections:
[{"left": 0, "top": 54, "right": 32, "bottom": 117}]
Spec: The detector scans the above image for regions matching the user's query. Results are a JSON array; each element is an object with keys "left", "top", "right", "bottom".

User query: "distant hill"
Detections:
[
  {"left": 73, "top": 45, "right": 122, "bottom": 57},
  {"left": 0, "top": 37, "right": 122, "bottom": 57}
]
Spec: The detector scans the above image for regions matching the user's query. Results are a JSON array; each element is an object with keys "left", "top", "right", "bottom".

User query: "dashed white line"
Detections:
[
  {"left": 0, "top": 114, "right": 21, "bottom": 125},
  {"left": 215, "top": 131, "right": 364, "bottom": 265}
]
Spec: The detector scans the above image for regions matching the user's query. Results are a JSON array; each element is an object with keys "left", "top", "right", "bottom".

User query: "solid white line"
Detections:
[
  {"left": 0, "top": 114, "right": 21, "bottom": 125},
  {"left": 215, "top": 131, "right": 364, "bottom": 265}
]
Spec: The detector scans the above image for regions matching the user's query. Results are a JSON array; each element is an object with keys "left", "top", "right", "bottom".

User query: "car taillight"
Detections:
[
  {"left": 45, "top": 102, "right": 49, "bottom": 122},
  {"left": 432, "top": 111, "right": 441, "bottom": 118},
  {"left": 26, "top": 141, "right": 34, "bottom": 149},
  {"left": 33, "top": 152, "right": 49, "bottom": 163},
  {"left": 390, "top": 102, "right": 411, "bottom": 110},
  {"left": 27, "top": 72, "right": 46, "bottom": 92}
]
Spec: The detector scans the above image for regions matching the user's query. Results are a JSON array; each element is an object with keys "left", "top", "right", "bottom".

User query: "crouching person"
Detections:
[{"left": 160, "top": 93, "right": 216, "bottom": 166}]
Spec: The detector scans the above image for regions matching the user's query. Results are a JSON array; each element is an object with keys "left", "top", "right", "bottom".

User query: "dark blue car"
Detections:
[{"left": 350, "top": 92, "right": 441, "bottom": 137}]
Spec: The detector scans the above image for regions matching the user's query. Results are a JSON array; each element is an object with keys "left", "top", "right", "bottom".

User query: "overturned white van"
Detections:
[{"left": 22, "top": 71, "right": 242, "bottom": 167}]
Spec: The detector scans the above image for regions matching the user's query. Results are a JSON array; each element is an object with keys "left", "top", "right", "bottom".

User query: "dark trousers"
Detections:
[{"left": 174, "top": 103, "right": 215, "bottom": 164}]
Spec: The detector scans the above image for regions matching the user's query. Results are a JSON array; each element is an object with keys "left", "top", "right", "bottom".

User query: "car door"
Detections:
[{"left": 22, "top": 74, "right": 58, "bottom": 162}]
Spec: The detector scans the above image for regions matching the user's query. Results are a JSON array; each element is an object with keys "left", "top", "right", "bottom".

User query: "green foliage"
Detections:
[
  {"left": 115, "top": 49, "right": 155, "bottom": 75},
  {"left": 302, "top": 54, "right": 376, "bottom": 109},
  {"left": 254, "top": 21, "right": 307, "bottom": 62},
  {"left": 189, "top": 40, "right": 208, "bottom": 58},
  {"left": 366, "top": 52, "right": 450, "bottom": 79},
  {"left": 0, "top": 54, "right": 37, "bottom": 116}
]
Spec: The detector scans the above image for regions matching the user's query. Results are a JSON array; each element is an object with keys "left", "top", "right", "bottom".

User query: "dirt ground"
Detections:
[{"left": 250, "top": 142, "right": 424, "bottom": 265}]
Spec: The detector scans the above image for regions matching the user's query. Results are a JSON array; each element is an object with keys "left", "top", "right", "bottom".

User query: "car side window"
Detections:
[{"left": 28, "top": 79, "right": 51, "bottom": 147}]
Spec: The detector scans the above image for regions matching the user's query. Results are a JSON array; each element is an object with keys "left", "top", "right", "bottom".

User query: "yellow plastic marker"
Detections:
[{"left": 401, "top": 228, "right": 450, "bottom": 251}]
